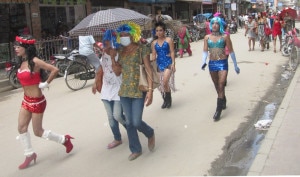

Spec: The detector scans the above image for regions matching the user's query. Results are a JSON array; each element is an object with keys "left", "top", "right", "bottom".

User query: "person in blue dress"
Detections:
[
  {"left": 201, "top": 17, "right": 240, "bottom": 121},
  {"left": 151, "top": 21, "right": 176, "bottom": 109}
]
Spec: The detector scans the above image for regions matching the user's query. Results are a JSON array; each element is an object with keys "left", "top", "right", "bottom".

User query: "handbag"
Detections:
[
  {"left": 264, "top": 25, "right": 272, "bottom": 36},
  {"left": 138, "top": 49, "right": 160, "bottom": 92}
]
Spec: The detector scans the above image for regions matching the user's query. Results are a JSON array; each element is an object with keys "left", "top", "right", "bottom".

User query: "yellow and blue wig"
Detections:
[
  {"left": 116, "top": 21, "right": 141, "bottom": 43},
  {"left": 103, "top": 29, "right": 120, "bottom": 49},
  {"left": 209, "top": 17, "right": 226, "bottom": 34}
]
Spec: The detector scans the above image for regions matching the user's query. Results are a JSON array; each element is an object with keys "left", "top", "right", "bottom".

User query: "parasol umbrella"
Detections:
[
  {"left": 69, "top": 8, "right": 152, "bottom": 36},
  {"left": 280, "top": 8, "right": 297, "bottom": 19}
]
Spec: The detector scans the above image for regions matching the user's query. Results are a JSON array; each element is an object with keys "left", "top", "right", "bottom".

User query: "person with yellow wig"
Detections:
[{"left": 114, "top": 22, "right": 155, "bottom": 161}]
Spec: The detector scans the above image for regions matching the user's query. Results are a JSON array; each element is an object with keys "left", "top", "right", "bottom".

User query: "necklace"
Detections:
[
  {"left": 211, "top": 31, "right": 221, "bottom": 36},
  {"left": 21, "top": 57, "right": 28, "bottom": 62}
]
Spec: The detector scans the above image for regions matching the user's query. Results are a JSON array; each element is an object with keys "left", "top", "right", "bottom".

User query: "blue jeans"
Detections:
[
  {"left": 102, "top": 100, "right": 126, "bottom": 141},
  {"left": 120, "top": 93, "right": 154, "bottom": 153}
]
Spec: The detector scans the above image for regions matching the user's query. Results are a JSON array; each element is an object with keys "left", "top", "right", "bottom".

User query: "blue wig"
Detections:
[
  {"left": 103, "top": 29, "right": 120, "bottom": 49},
  {"left": 209, "top": 17, "right": 226, "bottom": 34}
]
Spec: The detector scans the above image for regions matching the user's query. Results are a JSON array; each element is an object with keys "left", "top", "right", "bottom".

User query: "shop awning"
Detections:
[
  {"left": 202, "top": 0, "right": 212, "bottom": 4},
  {"left": 176, "top": 0, "right": 202, "bottom": 2},
  {"left": 2, "top": 0, "right": 32, "bottom": 2},
  {"left": 128, "top": 0, "right": 175, "bottom": 3}
]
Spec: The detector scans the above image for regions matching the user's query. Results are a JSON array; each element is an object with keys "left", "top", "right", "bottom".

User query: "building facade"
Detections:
[{"left": 0, "top": 0, "right": 296, "bottom": 65}]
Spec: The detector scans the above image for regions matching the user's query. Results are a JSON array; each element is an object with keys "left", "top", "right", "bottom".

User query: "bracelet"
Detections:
[{"left": 148, "top": 88, "right": 154, "bottom": 92}]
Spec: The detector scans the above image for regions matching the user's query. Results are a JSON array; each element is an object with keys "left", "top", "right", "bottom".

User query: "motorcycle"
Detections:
[
  {"left": 52, "top": 47, "right": 79, "bottom": 77},
  {"left": 187, "top": 25, "right": 201, "bottom": 42},
  {"left": 5, "top": 60, "right": 21, "bottom": 89},
  {"left": 229, "top": 21, "right": 237, "bottom": 34}
]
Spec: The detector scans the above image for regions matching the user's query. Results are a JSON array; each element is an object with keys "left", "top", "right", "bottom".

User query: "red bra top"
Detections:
[{"left": 17, "top": 69, "right": 41, "bottom": 86}]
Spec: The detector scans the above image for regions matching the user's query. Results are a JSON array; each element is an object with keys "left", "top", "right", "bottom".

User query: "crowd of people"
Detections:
[
  {"left": 241, "top": 11, "right": 295, "bottom": 52},
  {"left": 14, "top": 9, "right": 297, "bottom": 169}
]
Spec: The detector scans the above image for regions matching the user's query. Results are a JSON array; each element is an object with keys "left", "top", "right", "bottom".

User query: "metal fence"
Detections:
[
  {"left": 35, "top": 36, "right": 79, "bottom": 61},
  {"left": 0, "top": 36, "right": 81, "bottom": 66}
]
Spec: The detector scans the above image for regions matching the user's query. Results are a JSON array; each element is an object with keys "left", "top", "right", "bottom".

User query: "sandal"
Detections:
[
  {"left": 107, "top": 140, "right": 122, "bottom": 149},
  {"left": 128, "top": 153, "right": 142, "bottom": 161}
]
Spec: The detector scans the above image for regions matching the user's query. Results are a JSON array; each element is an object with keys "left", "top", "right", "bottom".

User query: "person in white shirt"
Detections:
[
  {"left": 92, "top": 30, "right": 126, "bottom": 149},
  {"left": 78, "top": 35, "right": 101, "bottom": 71},
  {"left": 243, "top": 14, "right": 249, "bottom": 26}
]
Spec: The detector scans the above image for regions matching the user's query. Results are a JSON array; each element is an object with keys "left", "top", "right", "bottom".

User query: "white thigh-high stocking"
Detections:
[
  {"left": 42, "top": 130, "right": 65, "bottom": 144},
  {"left": 17, "top": 132, "right": 34, "bottom": 156}
]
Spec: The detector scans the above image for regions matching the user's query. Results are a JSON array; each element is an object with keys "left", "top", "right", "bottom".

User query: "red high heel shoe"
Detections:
[
  {"left": 19, "top": 153, "right": 37, "bottom": 169},
  {"left": 63, "top": 135, "right": 74, "bottom": 153}
]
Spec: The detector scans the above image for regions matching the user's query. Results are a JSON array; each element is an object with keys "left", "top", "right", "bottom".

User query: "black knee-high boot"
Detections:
[
  {"left": 161, "top": 93, "right": 167, "bottom": 109},
  {"left": 165, "top": 92, "right": 172, "bottom": 108},
  {"left": 222, "top": 96, "right": 227, "bottom": 110},
  {"left": 213, "top": 98, "right": 223, "bottom": 121}
]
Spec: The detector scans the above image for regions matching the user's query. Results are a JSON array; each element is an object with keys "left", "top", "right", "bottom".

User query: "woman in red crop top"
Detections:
[{"left": 14, "top": 35, "right": 74, "bottom": 170}]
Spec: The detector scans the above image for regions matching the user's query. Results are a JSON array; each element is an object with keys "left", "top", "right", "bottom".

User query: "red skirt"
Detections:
[{"left": 21, "top": 95, "right": 47, "bottom": 113}]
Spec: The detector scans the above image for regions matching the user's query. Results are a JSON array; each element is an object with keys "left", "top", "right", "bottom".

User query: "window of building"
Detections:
[
  {"left": 0, "top": 4, "right": 29, "bottom": 63},
  {"left": 175, "top": 2, "right": 189, "bottom": 22},
  {"left": 0, "top": 4, "right": 27, "bottom": 43},
  {"left": 40, "top": 5, "right": 85, "bottom": 37},
  {"left": 91, "top": 0, "right": 124, "bottom": 12}
]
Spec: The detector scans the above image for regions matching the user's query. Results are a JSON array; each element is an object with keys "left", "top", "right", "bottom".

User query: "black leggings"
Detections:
[{"left": 210, "top": 70, "right": 228, "bottom": 98}]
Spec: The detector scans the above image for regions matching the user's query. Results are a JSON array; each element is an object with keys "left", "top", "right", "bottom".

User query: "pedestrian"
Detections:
[
  {"left": 177, "top": 25, "right": 192, "bottom": 58},
  {"left": 155, "top": 8, "right": 163, "bottom": 23},
  {"left": 283, "top": 12, "right": 293, "bottom": 33},
  {"left": 115, "top": 22, "right": 155, "bottom": 161},
  {"left": 238, "top": 14, "right": 244, "bottom": 29},
  {"left": 151, "top": 21, "right": 176, "bottom": 109},
  {"left": 214, "top": 12, "right": 230, "bottom": 58},
  {"left": 245, "top": 16, "right": 257, "bottom": 51},
  {"left": 257, "top": 12, "right": 271, "bottom": 52},
  {"left": 205, "top": 18, "right": 211, "bottom": 35},
  {"left": 14, "top": 35, "right": 74, "bottom": 169},
  {"left": 78, "top": 35, "right": 101, "bottom": 71},
  {"left": 201, "top": 17, "right": 240, "bottom": 121},
  {"left": 92, "top": 29, "right": 126, "bottom": 149},
  {"left": 243, "top": 14, "right": 249, "bottom": 26},
  {"left": 272, "top": 14, "right": 283, "bottom": 53}
]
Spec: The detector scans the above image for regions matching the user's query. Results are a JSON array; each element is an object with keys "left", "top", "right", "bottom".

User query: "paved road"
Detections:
[{"left": 0, "top": 28, "right": 290, "bottom": 176}]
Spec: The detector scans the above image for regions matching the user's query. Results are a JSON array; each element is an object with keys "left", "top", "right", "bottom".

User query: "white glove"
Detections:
[{"left": 39, "top": 82, "right": 49, "bottom": 89}]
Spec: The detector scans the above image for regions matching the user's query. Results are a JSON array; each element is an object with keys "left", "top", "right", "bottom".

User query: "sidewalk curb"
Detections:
[
  {"left": 247, "top": 68, "right": 300, "bottom": 175},
  {"left": 0, "top": 79, "right": 13, "bottom": 93}
]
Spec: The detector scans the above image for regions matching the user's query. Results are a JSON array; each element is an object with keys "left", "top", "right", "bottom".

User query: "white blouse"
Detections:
[{"left": 100, "top": 52, "right": 122, "bottom": 101}]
